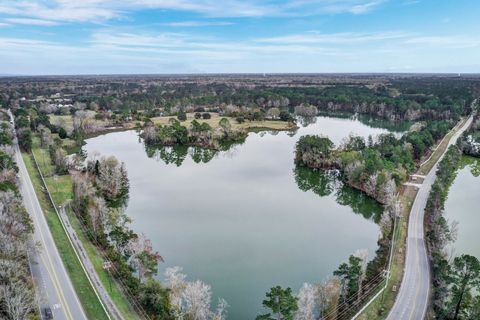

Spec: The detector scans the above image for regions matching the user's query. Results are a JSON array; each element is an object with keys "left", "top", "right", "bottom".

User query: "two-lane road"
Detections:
[
  {"left": 10, "top": 111, "right": 87, "bottom": 320},
  {"left": 387, "top": 114, "right": 474, "bottom": 320}
]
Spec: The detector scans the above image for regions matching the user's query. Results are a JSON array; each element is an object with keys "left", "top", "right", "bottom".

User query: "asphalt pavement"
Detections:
[{"left": 386, "top": 114, "right": 473, "bottom": 320}]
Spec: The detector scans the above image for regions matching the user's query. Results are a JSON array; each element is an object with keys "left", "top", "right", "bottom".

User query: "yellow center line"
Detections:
[
  {"left": 19, "top": 152, "right": 75, "bottom": 320},
  {"left": 408, "top": 194, "right": 422, "bottom": 320}
]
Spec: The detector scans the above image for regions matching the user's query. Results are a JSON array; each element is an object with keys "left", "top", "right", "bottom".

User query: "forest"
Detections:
[{"left": 1, "top": 75, "right": 479, "bottom": 320}]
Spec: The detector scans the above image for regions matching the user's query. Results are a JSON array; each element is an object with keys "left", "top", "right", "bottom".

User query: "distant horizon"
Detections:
[{"left": 2, "top": 71, "right": 480, "bottom": 78}]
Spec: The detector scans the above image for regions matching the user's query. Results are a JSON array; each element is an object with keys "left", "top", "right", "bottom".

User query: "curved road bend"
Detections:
[
  {"left": 10, "top": 111, "right": 87, "bottom": 320},
  {"left": 386, "top": 114, "right": 474, "bottom": 320}
]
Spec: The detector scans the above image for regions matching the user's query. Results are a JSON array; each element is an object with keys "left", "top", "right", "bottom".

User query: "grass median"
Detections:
[{"left": 29, "top": 137, "right": 139, "bottom": 320}]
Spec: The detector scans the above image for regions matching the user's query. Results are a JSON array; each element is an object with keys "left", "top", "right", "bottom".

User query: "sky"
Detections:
[{"left": 0, "top": 0, "right": 479, "bottom": 75}]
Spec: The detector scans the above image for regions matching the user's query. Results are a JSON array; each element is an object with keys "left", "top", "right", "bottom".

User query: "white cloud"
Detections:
[
  {"left": 0, "top": 0, "right": 386, "bottom": 24},
  {"left": 350, "top": 1, "right": 383, "bottom": 14},
  {"left": 161, "top": 21, "right": 234, "bottom": 27},
  {"left": 255, "top": 31, "right": 411, "bottom": 44},
  {"left": 2, "top": 27, "right": 480, "bottom": 74},
  {"left": 0, "top": 1, "right": 119, "bottom": 23},
  {"left": 405, "top": 36, "right": 480, "bottom": 48},
  {"left": 282, "top": 0, "right": 385, "bottom": 15},
  {"left": 4, "top": 18, "right": 59, "bottom": 26}
]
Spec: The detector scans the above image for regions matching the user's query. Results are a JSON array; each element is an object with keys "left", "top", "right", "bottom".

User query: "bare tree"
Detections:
[
  {"left": 316, "top": 278, "right": 341, "bottom": 319},
  {"left": 183, "top": 280, "right": 212, "bottom": 320},
  {"left": 0, "top": 190, "right": 35, "bottom": 320},
  {"left": 127, "top": 233, "right": 162, "bottom": 282},
  {"left": 294, "top": 283, "right": 316, "bottom": 320},
  {"left": 213, "top": 298, "right": 228, "bottom": 320},
  {"left": 142, "top": 124, "right": 159, "bottom": 144},
  {"left": 165, "top": 266, "right": 187, "bottom": 313},
  {"left": 267, "top": 107, "right": 281, "bottom": 120},
  {"left": 96, "top": 156, "right": 129, "bottom": 203},
  {"left": 0, "top": 281, "right": 35, "bottom": 320},
  {"left": 164, "top": 266, "right": 228, "bottom": 320},
  {"left": 354, "top": 249, "right": 369, "bottom": 305},
  {"left": 294, "top": 104, "right": 318, "bottom": 117}
]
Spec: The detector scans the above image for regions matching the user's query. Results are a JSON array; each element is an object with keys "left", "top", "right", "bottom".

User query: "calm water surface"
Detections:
[
  {"left": 444, "top": 156, "right": 480, "bottom": 258},
  {"left": 83, "top": 116, "right": 395, "bottom": 319}
]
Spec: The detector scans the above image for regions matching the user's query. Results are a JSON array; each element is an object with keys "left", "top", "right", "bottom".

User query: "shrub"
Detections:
[
  {"left": 58, "top": 127, "right": 68, "bottom": 139},
  {"left": 177, "top": 112, "right": 187, "bottom": 121}
]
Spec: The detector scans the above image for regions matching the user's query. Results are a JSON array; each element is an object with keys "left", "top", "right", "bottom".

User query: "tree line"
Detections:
[
  {"left": 142, "top": 117, "right": 246, "bottom": 150},
  {"left": 0, "top": 111, "right": 36, "bottom": 319},
  {"left": 426, "top": 145, "right": 480, "bottom": 319}
]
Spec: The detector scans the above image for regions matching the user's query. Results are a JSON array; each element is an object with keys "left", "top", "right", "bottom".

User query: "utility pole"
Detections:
[
  {"left": 382, "top": 199, "right": 400, "bottom": 304},
  {"left": 103, "top": 261, "right": 113, "bottom": 293}
]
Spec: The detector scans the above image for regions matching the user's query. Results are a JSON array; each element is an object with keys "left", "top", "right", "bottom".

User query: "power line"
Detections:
[{"left": 66, "top": 204, "right": 152, "bottom": 320}]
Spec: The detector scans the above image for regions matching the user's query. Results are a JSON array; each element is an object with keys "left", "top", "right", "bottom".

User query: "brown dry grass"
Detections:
[{"left": 151, "top": 113, "right": 295, "bottom": 131}]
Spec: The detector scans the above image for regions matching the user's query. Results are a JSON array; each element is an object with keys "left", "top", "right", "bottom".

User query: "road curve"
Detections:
[
  {"left": 386, "top": 114, "right": 473, "bottom": 320},
  {"left": 10, "top": 111, "right": 87, "bottom": 320}
]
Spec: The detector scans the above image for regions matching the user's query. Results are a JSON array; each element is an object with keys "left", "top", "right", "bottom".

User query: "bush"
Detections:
[
  {"left": 17, "top": 128, "right": 32, "bottom": 151},
  {"left": 280, "top": 111, "right": 294, "bottom": 122},
  {"left": 194, "top": 112, "right": 202, "bottom": 119},
  {"left": 235, "top": 116, "right": 245, "bottom": 124},
  {"left": 202, "top": 113, "right": 211, "bottom": 119},
  {"left": 58, "top": 127, "right": 68, "bottom": 139},
  {"left": 177, "top": 112, "right": 187, "bottom": 121}
]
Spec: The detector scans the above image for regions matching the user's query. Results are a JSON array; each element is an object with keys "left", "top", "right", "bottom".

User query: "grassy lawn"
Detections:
[
  {"left": 357, "top": 186, "right": 417, "bottom": 319},
  {"left": 49, "top": 114, "right": 74, "bottom": 133},
  {"left": 49, "top": 114, "right": 113, "bottom": 135},
  {"left": 64, "top": 206, "right": 139, "bottom": 320},
  {"left": 151, "top": 112, "right": 296, "bottom": 131},
  {"left": 29, "top": 136, "right": 139, "bottom": 320}
]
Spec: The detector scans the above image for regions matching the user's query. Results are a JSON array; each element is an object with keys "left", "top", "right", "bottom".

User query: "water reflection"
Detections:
[
  {"left": 145, "top": 145, "right": 189, "bottom": 166},
  {"left": 356, "top": 115, "right": 413, "bottom": 133},
  {"left": 294, "top": 166, "right": 384, "bottom": 222},
  {"left": 297, "top": 116, "right": 318, "bottom": 127},
  {"left": 83, "top": 115, "right": 393, "bottom": 320},
  {"left": 143, "top": 133, "right": 256, "bottom": 166},
  {"left": 315, "top": 112, "right": 412, "bottom": 133},
  {"left": 459, "top": 156, "right": 480, "bottom": 177},
  {"left": 444, "top": 156, "right": 480, "bottom": 259},
  {"left": 144, "top": 142, "right": 385, "bottom": 225}
]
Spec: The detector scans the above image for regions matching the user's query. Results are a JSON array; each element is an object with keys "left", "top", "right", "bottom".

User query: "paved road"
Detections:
[
  {"left": 10, "top": 111, "right": 87, "bottom": 320},
  {"left": 387, "top": 114, "right": 474, "bottom": 320},
  {"left": 59, "top": 205, "right": 123, "bottom": 320}
]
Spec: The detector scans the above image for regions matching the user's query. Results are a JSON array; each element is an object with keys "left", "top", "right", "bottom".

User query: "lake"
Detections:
[
  {"left": 83, "top": 116, "right": 398, "bottom": 319},
  {"left": 444, "top": 156, "right": 480, "bottom": 258}
]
